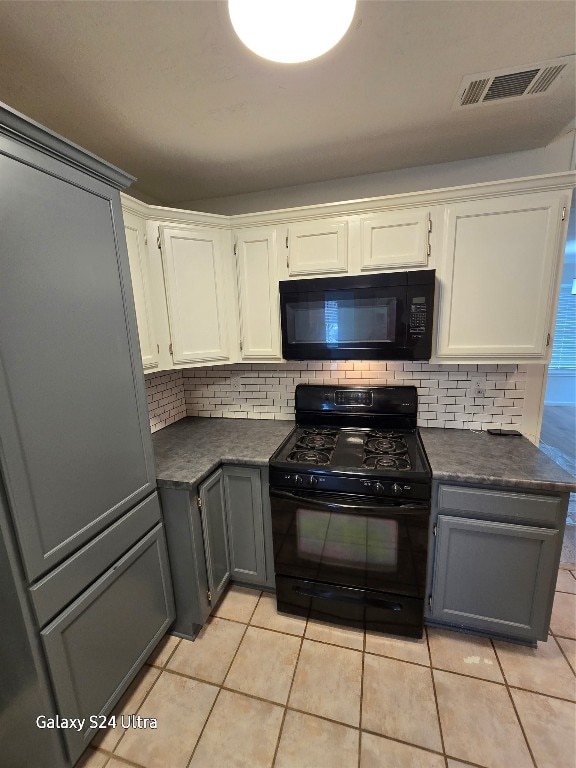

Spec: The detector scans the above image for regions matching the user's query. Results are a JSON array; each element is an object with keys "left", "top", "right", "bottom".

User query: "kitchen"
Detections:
[{"left": 0, "top": 2, "right": 575, "bottom": 768}]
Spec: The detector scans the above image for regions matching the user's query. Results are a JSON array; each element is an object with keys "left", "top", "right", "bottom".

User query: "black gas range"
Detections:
[{"left": 269, "top": 384, "right": 432, "bottom": 638}]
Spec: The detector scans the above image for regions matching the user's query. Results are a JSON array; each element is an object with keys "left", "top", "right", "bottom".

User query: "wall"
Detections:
[
  {"left": 140, "top": 362, "right": 528, "bottom": 431},
  {"left": 145, "top": 370, "right": 186, "bottom": 432},
  {"left": 180, "top": 131, "right": 576, "bottom": 215}
]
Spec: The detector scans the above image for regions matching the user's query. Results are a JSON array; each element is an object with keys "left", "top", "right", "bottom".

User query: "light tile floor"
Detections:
[{"left": 81, "top": 568, "right": 576, "bottom": 768}]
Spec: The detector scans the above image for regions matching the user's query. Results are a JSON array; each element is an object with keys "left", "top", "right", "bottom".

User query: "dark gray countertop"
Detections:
[
  {"left": 151, "top": 417, "right": 294, "bottom": 489},
  {"left": 420, "top": 427, "right": 576, "bottom": 493},
  {"left": 151, "top": 417, "right": 576, "bottom": 494}
]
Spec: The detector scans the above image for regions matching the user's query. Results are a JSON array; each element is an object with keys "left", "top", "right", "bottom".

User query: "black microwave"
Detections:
[{"left": 279, "top": 269, "right": 435, "bottom": 361}]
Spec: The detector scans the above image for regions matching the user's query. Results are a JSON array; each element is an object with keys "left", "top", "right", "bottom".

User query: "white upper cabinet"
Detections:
[
  {"left": 435, "top": 191, "right": 567, "bottom": 360},
  {"left": 235, "top": 226, "right": 282, "bottom": 361},
  {"left": 159, "top": 224, "right": 232, "bottom": 365},
  {"left": 286, "top": 218, "right": 348, "bottom": 276},
  {"left": 123, "top": 210, "right": 159, "bottom": 370},
  {"left": 360, "top": 209, "right": 431, "bottom": 271}
]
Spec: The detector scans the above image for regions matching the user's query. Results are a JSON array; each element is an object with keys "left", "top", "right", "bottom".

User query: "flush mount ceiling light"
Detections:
[{"left": 228, "top": 0, "right": 356, "bottom": 64}]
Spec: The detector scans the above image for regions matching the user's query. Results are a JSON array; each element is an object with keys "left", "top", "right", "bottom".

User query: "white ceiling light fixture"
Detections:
[{"left": 228, "top": 0, "right": 356, "bottom": 64}]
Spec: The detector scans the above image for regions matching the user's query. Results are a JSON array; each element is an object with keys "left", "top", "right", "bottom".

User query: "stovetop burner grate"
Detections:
[
  {"left": 286, "top": 449, "right": 332, "bottom": 465},
  {"left": 362, "top": 455, "right": 411, "bottom": 471}
]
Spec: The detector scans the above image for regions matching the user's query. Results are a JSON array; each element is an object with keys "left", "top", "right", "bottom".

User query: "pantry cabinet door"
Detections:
[
  {"left": 159, "top": 225, "right": 230, "bottom": 364},
  {"left": 360, "top": 209, "right": 430, "bottom": 270},
  {"left": 436, "top": 192, "right": 565, "bottom": 359},
  {"left": 235, "top": 227, "right": 282, "bottom": 360},
  {"left": 123, "top": 210, "right": 159, "bottom": 370},
  {"left": 287, "top": 218, "right": 348, "bottom": 276}
]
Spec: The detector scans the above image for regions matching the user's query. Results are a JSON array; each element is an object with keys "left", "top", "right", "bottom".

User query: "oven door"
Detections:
[{"left": 270, "top": 488, "right": 430, "bottom": 599}]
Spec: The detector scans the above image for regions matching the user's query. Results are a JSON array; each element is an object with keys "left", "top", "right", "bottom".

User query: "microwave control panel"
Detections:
[{"left": 409, "top": 297, "right": 427, "bottom": 338}]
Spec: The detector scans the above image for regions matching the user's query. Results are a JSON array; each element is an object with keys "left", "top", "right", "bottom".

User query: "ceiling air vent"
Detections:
[{"left": 453, "top": 59, "right": 569, "bottom": 109}]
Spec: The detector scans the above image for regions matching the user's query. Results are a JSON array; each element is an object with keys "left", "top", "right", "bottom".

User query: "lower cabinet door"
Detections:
[
  {"left": 430, "top": 515, "right": 558, "bottom": 641},
  {"left": 223, "top": 466, "right": 267, "bottom": 585},
  {"left": 199, "top": 468, "right": 231, "bottom": 606},
  {"left": 41, "top": 524, "right": 175, "bottom": 763}
]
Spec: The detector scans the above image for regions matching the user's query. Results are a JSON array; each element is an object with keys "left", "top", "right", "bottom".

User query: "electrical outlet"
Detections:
[
  {"left": 470, "top": 377, "right": 486, "bottom": 398},
  {"left": 230, "top": 374, "right": 243, "bottom": 391}
]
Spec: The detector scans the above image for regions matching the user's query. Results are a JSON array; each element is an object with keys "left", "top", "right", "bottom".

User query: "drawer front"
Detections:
[
  {"left": 438, "top": 484, "right": 562, "bottom": 527},
  {"left": 30, "top": 492, "right": 162, "bottom": 626},
  {"left": 41, "top": 524, "right": 174, "bottom": 763}
]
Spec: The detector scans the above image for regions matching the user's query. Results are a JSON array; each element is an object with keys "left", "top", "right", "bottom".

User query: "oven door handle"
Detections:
[{"left": 270, "top": 488, "right": 429, "bottom": 514}]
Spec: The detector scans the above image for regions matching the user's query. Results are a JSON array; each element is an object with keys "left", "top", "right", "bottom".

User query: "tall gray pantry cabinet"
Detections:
[{"left": 0, "top": 104, "right": 175, "bottom": 767}]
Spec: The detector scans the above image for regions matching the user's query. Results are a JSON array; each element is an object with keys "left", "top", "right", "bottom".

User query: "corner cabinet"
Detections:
[
  {"left": 235, "top": 227, "right": 282, "bottom": 361},
  {"left": 427, "top": 483, "right": 567, "bottom": 643},
  {"left": 158, "top": 223, "right": 236, "bottom": 365},
  {"left": 435, "top": 191, "right": 569, "bottom": 361},
  {"left": 160, "top": 465, "right": 273, "bottom": 639}
]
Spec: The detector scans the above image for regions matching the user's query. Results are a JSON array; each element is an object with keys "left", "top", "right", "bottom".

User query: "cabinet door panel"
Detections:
[
  {"left": 159, "top": 225, "right": 230, "bottom": 364},
  {"left": 436, "top": 193, "right": 563, "bottom": 358},
  {"left": 287, "top": 219, "right": 348, "bottom": 275},
  {"left": 0, "top": 154, "right": 156, "bottom": 581},
  {"left": 224, "top": 466, "right": 266, "bottom": 585},
  {"left": 41, "top": 525, "right": 174, "bottom": 763},
  {"left": 199, "top": 469, "right": 231, "bottom": 603},
  {"left": 124, "top": 211, "right": 158, "bottom": 369},
  {"left": 431, "top": 515, "right": 557, "bottom": 640},
  {"left": 236, "top": 227, "right": 282, "bottom": 360},
  {"left": 361, "top": 209, "right": 429, "bottom": 270}
]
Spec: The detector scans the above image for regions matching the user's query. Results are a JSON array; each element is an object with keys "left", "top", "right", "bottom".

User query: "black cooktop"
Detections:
[{"left": 271, "top": 424, "right": 430, "bottom": 481}]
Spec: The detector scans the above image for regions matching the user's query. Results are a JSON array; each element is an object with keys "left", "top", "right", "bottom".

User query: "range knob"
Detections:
[
  {"left": 293, "top": 474, "right": 303, "bottom": 486},
  {"left": 391, "top": 483, "right": 403, "bottom": 496},
  {"left": 373, "top": 482, "right": 385, "bottom": 495},
  {"left": 309, "top": 476, "right": 318, "bottom": 487}
]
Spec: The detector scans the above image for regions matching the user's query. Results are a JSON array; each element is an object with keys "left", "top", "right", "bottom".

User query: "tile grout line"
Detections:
[
  {"left": 550, "top": 627, "right": 576, "bottom": 676},
  {"left": 270, "top": 609, "right": 310, "bottom": 767},
  {"left": 490, "top": 637, "right": 538, "bottom": 768},
  {"left": 100, "top": 656, "right": 166, "bottom": 760},
  {"left": 357, "top": 627, "right": 367, "bottom": 768},
  {"left": 426, "top": 629, "right": 449, "bottom": 767},
  {"left": 185, "top": 590, "right": 263, "bottom": 768}
]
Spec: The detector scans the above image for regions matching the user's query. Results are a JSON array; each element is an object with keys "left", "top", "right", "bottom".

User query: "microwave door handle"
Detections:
[{"left": 270, "top": 488, "right": 427, "bottom": 514}]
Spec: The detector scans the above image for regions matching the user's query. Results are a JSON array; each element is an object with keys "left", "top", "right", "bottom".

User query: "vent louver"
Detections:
[{"left": 454, "top": 59, "right": 569, "bottom": 109}]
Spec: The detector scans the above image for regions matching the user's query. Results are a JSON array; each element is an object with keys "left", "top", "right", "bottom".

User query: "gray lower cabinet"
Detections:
[
  {"left": 41, "top": 525, "right": 174, "bottom": 763},
  {"left": 199, "top": 468, "right": 232, "bottom": 605},
  {"left": 428, "top": 483, "right": 567, "bottom": 643},
  {"left": 223, "top": 466, "right": 267, "bottom": 585},
  {"left": 161, "top": 464, "right": 272, "bottom": 639}
]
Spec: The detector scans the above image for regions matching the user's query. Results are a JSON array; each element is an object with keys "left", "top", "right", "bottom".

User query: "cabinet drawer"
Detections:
[
  {"left": 438, "top": 484, "right": 562, "bottom": 527},
  {"left": 30, "top": 492, "right": 162, "bottom": 627},
  {"left": 41, "top": 523, "right": 174, "bottom": 763}
]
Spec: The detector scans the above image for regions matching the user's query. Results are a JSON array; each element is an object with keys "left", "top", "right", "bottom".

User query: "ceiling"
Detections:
[{"left": 0, "top": 1, "right": 574, "bottom": 207}]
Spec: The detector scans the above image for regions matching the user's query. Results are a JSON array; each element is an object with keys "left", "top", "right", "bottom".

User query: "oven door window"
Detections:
[
  {"left": 298, "top": 509, "right": 398, "bottom": 570},
  {"left": 272, "top": 494, "right": 428, "bottom": 597}
]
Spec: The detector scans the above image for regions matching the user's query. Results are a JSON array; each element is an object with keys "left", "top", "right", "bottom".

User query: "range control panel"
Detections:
[{"left": 269, "top": 468, "right": 431, "bottom": 501}]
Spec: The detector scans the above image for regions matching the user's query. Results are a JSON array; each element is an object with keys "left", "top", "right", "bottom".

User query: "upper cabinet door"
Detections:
[
  {"left": 287, "top": 218, "right": 348, "bottom": 276},
  {"left": 436, "top": 192, "right": 566, "bottom": 360},
  {"left": 159, "top": 225, "right": 230, "bottom": 365},
  {"left": 360, "top": 209, "right": 430, "bottom": 270},
  {"left": 235, "top": 227, "right": 282, "bottom": 360},
  {"left": 123, "top": 210, "right": 159, "bottom": 370},
  {"left": 0, "top": 149, "right": 156, "bottom": 582}
]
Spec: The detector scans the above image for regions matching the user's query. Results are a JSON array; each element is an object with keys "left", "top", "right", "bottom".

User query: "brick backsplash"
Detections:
[
  {"left": 177, "top": 361, "right": 526, "bottom": 430},
  {"left": 145, "top": 370, "right": 187, "bottom": 432}
]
